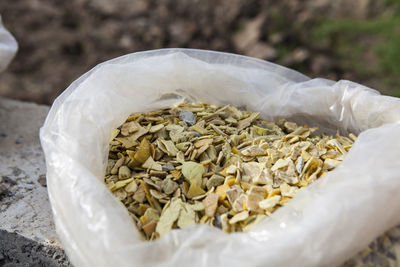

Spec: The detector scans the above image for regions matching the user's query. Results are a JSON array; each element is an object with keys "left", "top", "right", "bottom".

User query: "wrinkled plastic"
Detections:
[
  {"left": 40, "top": 49, "right": 400, "bottom": 267},
  {"left": 0, "top": 15, "right": 17, "bottom": 72}
]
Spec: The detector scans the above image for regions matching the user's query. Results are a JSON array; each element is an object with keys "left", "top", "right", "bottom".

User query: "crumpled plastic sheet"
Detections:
[
  {"left": 40, "top": 49, "right": 400, "bottom": 267},
  {"left": 0, "top": 15, "right": 17, "bottom": 73}
]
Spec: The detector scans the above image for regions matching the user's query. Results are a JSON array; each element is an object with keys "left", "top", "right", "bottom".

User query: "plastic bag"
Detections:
[
  {"left": 40, "top": 49, "right": 400, "bottom": 267},
  {"left": 0, "top": 15, "right": 17, "bottom": 73}
]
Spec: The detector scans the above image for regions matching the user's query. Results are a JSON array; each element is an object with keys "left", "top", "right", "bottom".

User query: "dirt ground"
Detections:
[{"left": 0, "top": 0, "right": 398, "bottom": 104}]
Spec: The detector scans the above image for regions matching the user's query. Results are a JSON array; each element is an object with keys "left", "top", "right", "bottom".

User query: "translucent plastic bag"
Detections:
[
  {"left": 0, "top": 15, "right": 17, "bottom": 72},
  {"left": 40, "top": 49, "right": 400, "bottom": 267}
]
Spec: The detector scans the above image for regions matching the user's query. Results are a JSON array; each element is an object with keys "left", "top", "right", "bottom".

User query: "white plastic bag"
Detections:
[
  {"left": 0, "top": 15, "right": 17, "bottom": 72},
  {"left": 40, "top": 49, "right": 400, "bottom": 267}
]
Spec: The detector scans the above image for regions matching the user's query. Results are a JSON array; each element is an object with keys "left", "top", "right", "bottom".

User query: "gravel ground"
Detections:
[{"left": 0, "top": 0, "right": 397, "bottom": 104}]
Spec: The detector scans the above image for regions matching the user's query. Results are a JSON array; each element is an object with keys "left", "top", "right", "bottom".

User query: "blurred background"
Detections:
[{"left": 0, "top": 0, "right": 399, "bottom": 105}]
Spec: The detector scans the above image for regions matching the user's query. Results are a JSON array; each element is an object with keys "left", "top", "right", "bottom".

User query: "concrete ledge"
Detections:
[{"left": 0, "top": 98, "right": 71, "bottom": 266}]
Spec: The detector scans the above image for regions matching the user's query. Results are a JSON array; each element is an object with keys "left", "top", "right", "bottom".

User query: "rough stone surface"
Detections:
[
  {"left": 0, "top": 230, "right": 70, "bottom": 267},
  {"left": 0, "top": 97, "right": 71, "bottom": 266}
]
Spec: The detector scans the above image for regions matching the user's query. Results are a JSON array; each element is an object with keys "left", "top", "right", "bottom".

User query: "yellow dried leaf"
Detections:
[
  {"left": 259, "top": 195, "right": 281, "bottom": 209},
  {"left": 349, "top": 133, "right": 357, "bottom": 142},
  {"left": 253, "top": 125, "right": 268, "bottom": 135},
  {"left": 132, "top": 138, "right": 151, "bottom": 166},
  {"left": 229, "top": 210, "right": 249, "bottom": 224},
  {"left": 225, "top": 177, "right": 236, "bottom": 186},
  {"left": 111, "top": 178, "right": 133, "bottom": 191},
  {"left": 170, "top": 169, "right": 181, "bottom": 180},
  {"left": 298, "top": 179, "right": 308, "bottom": 187},
  {"left": 186, "top": 181, "right": 206, "bottom": 199},
  {"left": 140, "top": 180, "right": 153, "bottom": 208},
  {"left": 110, "top": 129, "right": 120, "bottom": 142},
  {"left": 215, "top": 184, "right": 230, "bottom": 201},
  {"left": 267, "top": 189, "right": 281, "bottom": 198},
  {"left": 231, "top": 147, "right": 241, "bottom": 155},
  {"left": 280, "top": 196, "right": 291, "bottom": 205}
]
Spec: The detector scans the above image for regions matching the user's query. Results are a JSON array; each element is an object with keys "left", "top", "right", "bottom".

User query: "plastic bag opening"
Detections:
[{"left": 40, "top": 49, "right": 400, "bottom": 267}]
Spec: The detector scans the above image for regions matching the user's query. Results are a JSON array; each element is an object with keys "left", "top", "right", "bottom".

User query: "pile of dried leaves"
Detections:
[{"left": 104, "top": 101, "right": 356, "bottom": 240}]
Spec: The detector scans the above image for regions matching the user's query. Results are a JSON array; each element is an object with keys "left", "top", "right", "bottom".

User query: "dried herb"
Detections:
[{"left": 104, "top": 101, "right": 356, "bottom": 240}]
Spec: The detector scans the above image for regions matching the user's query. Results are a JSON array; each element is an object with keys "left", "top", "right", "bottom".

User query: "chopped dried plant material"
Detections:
[
  {"left": 158, "top": 139, "right": 179, "bottom": 156},
  {"left": 115, "top": 136, "right": 139, "bottom": 149},
  {"left": 110, "top": 129, "right": 120, "bottom": 142},
  {"left": 155, "top": 198, "right": 182, "bottom": 237},
  {"left": 130, "top": 138, "right": 151, "bottom": 167},
  {"left": 203, "top": 193, "right": 219, "bottom": 217},
  {"left": 162, "top": 178, "right": 178, "bottom": 195},
  {"left": 111, "top": 178, "right": 134, "bottom": 191},
  {"left": 191, "top": 202, "right": 205, "bottom": 211},
  {"left": 149, "top": 124, "right": 164, "bottom": 133},
  {"left": 113, "top": 188, "right": 127, "bottom": 201},
  {"left": 215, "top": 184, "right": 230, "bottom": 201},
  {"left": 133, "top": 185, "right": 146, "bottom": 203},
  {"left": 186, "top": 181, "right": 206, "bottom": 199},
  {"left": 237, "top": 112, "right": 259, "bottom": 131},
  {"left": 105, "top": 101, "right": 356, "bottom": 240},
  {"left": 206, "top": 174, "right": 225, "bottom": 190},
  {"left": 279, "top": 183, "right": 297, "bottom": 197},
  {"left": 226, "top": 187, "right": 243, "bottom": 206},
  {"left": 124, "top": 181, "right": 138, "bottom": 193},
  {"left": 246, "top": 190, "right": 265, "bottom": 212},
  {"left": 142, "top": 156, "right": 162, "bottom": 171},
  {"left": 182, "top": 162, "right": 205, "bottom": 184},
  {"left": 118, "top": 165, "right": 131, "bottom": 180},
  {"left": 229, "top": 210, "right": 249, "bottom": 224},
  {"left": 259, "top": 195, "right": 281, "bottom": 210},
  {"left": 323, "top": 158, "right": 341, "bottom": 170},
  {"left": 142, "top": 221, "right": 157, "bottom": 237},
  {"left": 121, "top": 121, "right": 140, "bottom": 136}
]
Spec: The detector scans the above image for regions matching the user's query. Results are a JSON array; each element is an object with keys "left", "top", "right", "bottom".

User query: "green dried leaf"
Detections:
[
  {"left": 155, "top": 198, "right": 182, "bottom": 237},
  {"left": 182, "top": 161, "right": 205, "bottom": 184}
]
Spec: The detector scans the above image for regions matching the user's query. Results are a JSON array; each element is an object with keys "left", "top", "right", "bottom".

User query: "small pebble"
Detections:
[
  {"left": 24, "top": 184, "right": 35, "bottom": 190},
  {"left": 213, "top": 213, "right": 222, "bottom": 229},
  {"left": 0, "top": 184, "right": 8, "bottom": 198},
  {"left": 2, "top": 176, "right": 17, "bottom": 185},
  {"left": 12, "top": 167, "right": 23, "bottom": 176},
  {"left": 162, "top": 164, "right": 175, "bottom": 172},
  {"left": 179, "top": 111, "right": 196, "bottom": 125},
  {"left": 37, "top": 174, "right": 47, "bottom": 187}
]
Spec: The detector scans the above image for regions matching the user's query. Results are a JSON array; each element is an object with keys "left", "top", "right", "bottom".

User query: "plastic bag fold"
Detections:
[{"left": 0, "top": 15, "right": 17, "bottom": 72}]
